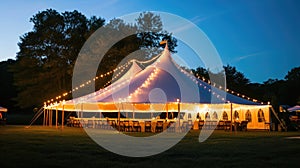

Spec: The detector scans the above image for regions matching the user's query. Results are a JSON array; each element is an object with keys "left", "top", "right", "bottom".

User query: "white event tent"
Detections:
[{"left": 45, "top": 45, "right": 271, "bottom": 130}]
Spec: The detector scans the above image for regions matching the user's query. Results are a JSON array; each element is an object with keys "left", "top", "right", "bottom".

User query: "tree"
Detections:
[
  {"left": 192, "top": 67, "right": 209, "bottom": 79},
  {"left": 285, "top": 66, "right": 300, "bottom": 81},
  {"left": 284, "top": 66, "right": 300, "bottom": 105},
  {"left": 12, "top": 10, "right": 177, "bottom": 109},
  {"left": 0, "top": 59, "right": 17, "bottom": 111},
  {"left": 136, "top": 12, "right": 177, "bottom": 57},
  {"left": 223, "top": 65, "right": 250, "bottom": 86},
  {"left": 11, "top": 9, "right": 105, "bottom": 108},
  {"left": 192, "top": 65, "right": 252, "bottom": 99},
  {"left": 222, "top": 65, "right": 250, "bottom": 94}
]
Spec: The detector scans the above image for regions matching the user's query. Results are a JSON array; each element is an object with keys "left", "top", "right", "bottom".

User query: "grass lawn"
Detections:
[{"left": 1, "top": 126, "right": 300, "bottom": 168}]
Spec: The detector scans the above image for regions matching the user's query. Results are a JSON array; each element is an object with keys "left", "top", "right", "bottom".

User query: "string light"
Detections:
[
  {"left": 194, "top": 74, "right": 268, "bottom": 105},
  {"left": 127, "top": 68, "right": 160, "bottom": 101},
  {"left": 173, "top": 58, "right": 268, "bottom": 105}
]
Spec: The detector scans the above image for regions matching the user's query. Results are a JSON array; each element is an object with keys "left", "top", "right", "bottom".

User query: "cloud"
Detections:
[
  {"left": 233, "top": 51, "right": 266, "bottom": 63},
  {"left": 169, "top": 10, "right": 228, "bottom": 34}
]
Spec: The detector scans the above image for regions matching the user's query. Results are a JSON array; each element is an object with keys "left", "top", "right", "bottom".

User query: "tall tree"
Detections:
[
  {"left": 136, "top": 12, "right": 177, "bottom": 57},
  {"left": 12, "top": 10, "right": 177, "bottom": 109},
  {"left": 284, "top": 66, "right": 300, "bottom": 105},
  {"left": 223, "top": 65, "right": 250, "bottom": 93},
  {"left": 285, "top": 66, "right": 300, "bottom": 81},
  {"left": 11, "top": 9, "right": 105, "bottom": 108},
  {"left": 0, "top": 59, "right": 17, "bottom": 111},
  {"left": 192, "top": 67, "right": 209, "bottom": 79}
]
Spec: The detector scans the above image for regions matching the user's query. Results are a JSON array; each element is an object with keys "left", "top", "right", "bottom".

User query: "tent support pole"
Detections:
[
  {"left": 47, "top": 109, "right": 49, "bottom": 126},
  {"left": 133, "top": 103, "right": 135, "bottom": 119},
  {"left": 43, "top": 108, "right": 46, "bottom": 126},
  {"left": 56, "top": 106, "right": 58, "bottom": 129},
  {"left": 51, "top": 109, "right": 53, "bottom": 126},
  {"left": 45, "top": 109, "right": 49, "bottom": 126},
  {"left": 230, "top": 103, "right": 233, "bottom": 132},
  {"left": 166, "top": 103, "right": 168, "bottom": 119},
  {"left": 62, "top": 105, "right": 64, "bottom": 129},
  {"left": 118, "top": 109, "right": 120, "bottom": 131},
  {"left": 48, "top": 109, "right": 50, "bottom": 126},
  {"left": 177, "top": 101, "right": 181, "bottom": 132},
  {"left": 270, "top": 106, "right": 287, "bottom": 131},
  {"left": 47, "top": 109, "right": 50, "bottom": 126},
  {"left": 50, "top": 109, "right": 52, "bottom": 127}
]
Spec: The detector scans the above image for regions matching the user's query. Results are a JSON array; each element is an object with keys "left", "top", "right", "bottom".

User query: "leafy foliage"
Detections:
[
  {"left": 11, "top": 9, "right": 105, "bottom": 108},
  {"left": 0, "top": 59, "right": 17, "bottom": 110},
  {"left": 192, "top": 65, "right": 300, "bottom": 110},
  {"left": 136, "top": 12, "right": 177, "bottom": 57}
]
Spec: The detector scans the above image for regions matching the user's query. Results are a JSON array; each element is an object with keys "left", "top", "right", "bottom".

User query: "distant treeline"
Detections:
[{"left": 192, "top": 65, "right": 300, "bottom": 111}]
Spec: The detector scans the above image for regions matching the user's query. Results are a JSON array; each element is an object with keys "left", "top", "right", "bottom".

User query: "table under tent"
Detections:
[{"left": 44, "top": 45, "right": 274, "bottom": 132}]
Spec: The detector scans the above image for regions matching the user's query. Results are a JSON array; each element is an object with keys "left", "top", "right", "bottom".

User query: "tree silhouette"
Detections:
[
  {"left": 11, "top": 10, "right": 177, "bottom": 108},
  {"left": 284, "top": 66, "right": 300, "bottom": 105},
  {"left": 11, "top": 9, "right": 105, "bottom": 108}
]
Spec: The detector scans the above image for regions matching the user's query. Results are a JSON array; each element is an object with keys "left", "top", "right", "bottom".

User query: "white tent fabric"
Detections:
[
  {"left": 51, "top": 45, "right": 264, "bottom": 111},
  {"left": 46, "top": 45, "right": 271, "bottom": 129},
  {"left": 288, "top": 105, "right": 300, "bottom": 112},
  {"left": 63, "top": 59, "right": 143, "bottom": 106},
  {"left": 72, "top": 46, "right": 260, "bottom": 106},
  {"left": 0, "top": 106, "right": 7, "bottom": 112}
]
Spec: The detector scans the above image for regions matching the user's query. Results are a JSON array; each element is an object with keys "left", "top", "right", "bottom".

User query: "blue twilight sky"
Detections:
[{"left": 0, "top": 0, "right": 299, "bottom": 83}]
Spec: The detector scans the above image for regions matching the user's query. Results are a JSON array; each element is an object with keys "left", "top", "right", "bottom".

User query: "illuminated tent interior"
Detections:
[
  {"left": 0, "top": 106, "right": 7, "bottom": 112},
  {"left": 45, "top": 45, "right": 271, "bottom": 130},
  {"left": 0, "top": 106, "right": 7, "bottom": 124}
]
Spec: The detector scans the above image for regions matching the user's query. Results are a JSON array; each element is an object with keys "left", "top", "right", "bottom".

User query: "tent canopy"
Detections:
[
  {"left": 79, "top": 45, "right": 259, "bottom": 105},
  {"left": 44, "top": 45, "right": 272, "bottom": 130},
  {"left": 49, "top": 44, "right": 264, "bottom": 112},
  {"left": 288, "top": 105, "right": 300, "bottom": 112}
]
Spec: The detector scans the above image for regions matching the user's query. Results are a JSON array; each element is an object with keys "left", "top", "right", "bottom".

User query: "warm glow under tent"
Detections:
[
  {"left": 46, "top": 45, "right": 271, "bottom": 130},
  {"left": 0, "top": 106, "right": 7, "bottom": 112}
]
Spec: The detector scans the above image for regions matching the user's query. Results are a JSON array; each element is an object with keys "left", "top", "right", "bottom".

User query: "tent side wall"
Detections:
[
  {"left": 49, "top": 102, "right": 271, "bottom": 130},
  {"left": 182, "top": 103, "right": 270, "bottom": 130},
  {"left": 231, "top": 104, "right": 270, "bottom": 129}
]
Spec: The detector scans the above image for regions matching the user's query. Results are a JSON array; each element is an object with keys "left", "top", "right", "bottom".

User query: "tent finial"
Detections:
[{"left": 160, "top": 40, "right": 168, "bottom": 50}]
